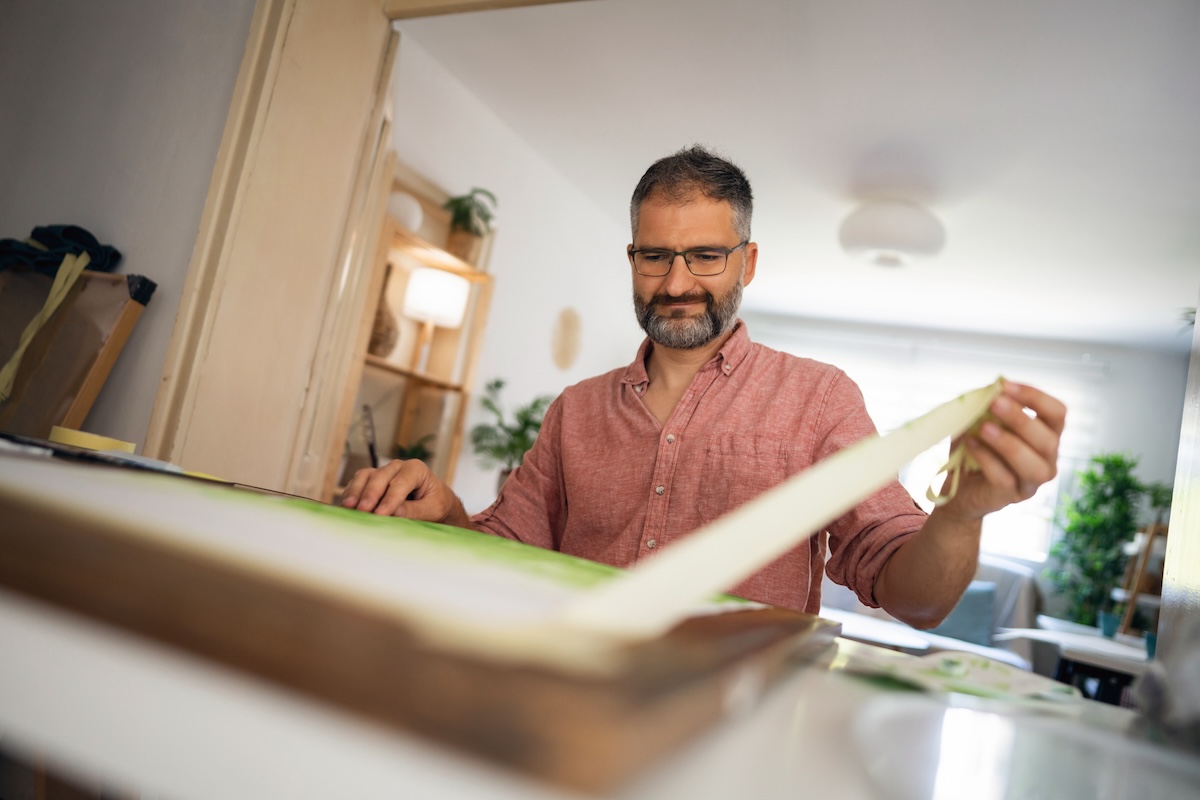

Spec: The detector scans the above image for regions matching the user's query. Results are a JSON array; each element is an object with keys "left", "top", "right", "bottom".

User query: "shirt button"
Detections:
[
  {"left": 655, "top": 485, "right": 665, "bottom": 495},
  {"left": 723, "top": 363, "right": 732, "bottom": 372},
  {"left": 635, "top": 385, "right": 644, "bottom": 393},
  {"left": 647, "top": 539, "right": 657, "bottom": 549},
  {"left": 666, "top": 434, "right": 676, "bottom": 444}
]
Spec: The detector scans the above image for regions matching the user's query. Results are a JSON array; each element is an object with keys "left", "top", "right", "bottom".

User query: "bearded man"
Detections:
[{"left": 342, "top": 146, "right": 1065, "bottom": 626}]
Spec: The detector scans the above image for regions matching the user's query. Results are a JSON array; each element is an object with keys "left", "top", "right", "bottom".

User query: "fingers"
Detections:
[
  {"left": 965, "top": 435, "right": 1030, "bottom": 500},
  {"left": 341, "top": 459, "right": 423, "bottom": 516},
  {"left": 965, "top": 381, "right": 1066, "bottom": 501},
  {"left": 340, "top": 461, "right": 392, "bottom": 510},
  {"left": 340, "top": 458, "right": 467, "bottom": 526},
  {"left": 1001, "top": 380, "right": 1068, "bottom": 436}
]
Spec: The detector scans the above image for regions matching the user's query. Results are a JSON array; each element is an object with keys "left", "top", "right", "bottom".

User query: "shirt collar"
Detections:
[
  {"left": 716, "top": 320, "right": 752, "bottom": 374},
  {"left": 621, "top": 337, "right": 653, "bottom": 388},
  {"left": 621, "top": 319, "right": 751, "bottom": 388}
]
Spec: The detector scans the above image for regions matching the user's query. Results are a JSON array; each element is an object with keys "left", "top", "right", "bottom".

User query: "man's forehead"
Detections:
[
  {"left": 635, "top": 193, "right": 736, "bottom": 239},
  {"left": 641, "top": 186, "right": 720, "bottom": 209}
]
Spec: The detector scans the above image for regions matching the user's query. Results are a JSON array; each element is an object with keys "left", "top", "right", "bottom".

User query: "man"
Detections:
[{"left": 343, "top": 146, "right": 1065, "bottom": 628}]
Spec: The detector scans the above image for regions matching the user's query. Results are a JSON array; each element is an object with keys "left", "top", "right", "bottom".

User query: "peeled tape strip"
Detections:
[
  {"left": 925, "top": 412, "right": 999, "bottom": 506},
  {"left": 926, "top": 442, "right": 970, "bottom": 506}
]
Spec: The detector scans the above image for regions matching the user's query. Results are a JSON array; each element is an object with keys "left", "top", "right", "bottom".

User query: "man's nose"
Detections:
[{"left": 662, "top": 254, "right": 696, "bottom": 294}]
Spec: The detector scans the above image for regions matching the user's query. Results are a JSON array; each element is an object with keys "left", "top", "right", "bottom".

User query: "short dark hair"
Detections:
[{"left": 630, "top": 145, "right": 753, "bottom": 241}]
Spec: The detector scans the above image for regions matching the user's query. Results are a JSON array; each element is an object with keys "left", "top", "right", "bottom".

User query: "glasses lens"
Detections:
[
  {"left": 633, "top": 250, "right": 672, "bottom": 276},
  {"left": 683, "top": 249, "right": 728, "bottom": 276}
]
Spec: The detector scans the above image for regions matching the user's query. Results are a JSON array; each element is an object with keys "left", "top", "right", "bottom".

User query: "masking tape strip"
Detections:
[
  {"left": 558, "top": 378, "right": 1004, "bottom": 641},
  {"left": 927, "top": 444, "right": 969, "bottom": 506},
  {"left": 49, "top": 425, "right": 137, "bottom": 454},
  {"left": 0, "top": 252, "right": 91, "bottom": 402},
  {"left": 924, "top": 410, "right": 999, "bottom": 506}
]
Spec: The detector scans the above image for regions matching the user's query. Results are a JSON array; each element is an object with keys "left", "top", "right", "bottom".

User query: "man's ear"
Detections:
[{"left": 741, "top": 242, "right": 759, "bottom": 287}]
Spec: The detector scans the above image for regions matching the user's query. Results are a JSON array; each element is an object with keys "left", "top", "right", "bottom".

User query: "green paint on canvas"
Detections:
[
  {"left": 201, "top": 486, "right": 750, "bottom": 602},
  {"left": 282, "top": 498, "right": 627, "bottom": 589}
]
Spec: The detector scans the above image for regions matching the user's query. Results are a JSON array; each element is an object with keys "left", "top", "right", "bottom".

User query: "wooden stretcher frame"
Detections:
[
  {"left": 0, "top": 268, "right": 154, "bottom": 437},
  {"left": 0, "top": 455, "right": 839, "bottom": 792}
]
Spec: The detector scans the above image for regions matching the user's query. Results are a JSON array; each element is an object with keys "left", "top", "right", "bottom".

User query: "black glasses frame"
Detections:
[{"left": 628, "top": 240, "right": 749, "bottom": 277}]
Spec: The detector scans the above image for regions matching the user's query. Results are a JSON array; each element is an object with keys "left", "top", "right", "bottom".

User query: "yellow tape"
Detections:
[{"left": 49, "top": 426, "right": 137, "bottom": 454}]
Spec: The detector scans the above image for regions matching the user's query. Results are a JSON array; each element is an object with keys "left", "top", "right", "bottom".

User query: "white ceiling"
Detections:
[{"left": 399, "top": 0, "right": 1200, "bottom": 354}]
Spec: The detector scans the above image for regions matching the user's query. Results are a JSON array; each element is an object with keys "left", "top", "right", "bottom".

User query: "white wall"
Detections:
[
  {"left": 390, "top": 31, "right": 644, "bottom": 513},
  {"left": 0, "top": 0, "right": 255, "bottom": 449},
  {"left": 1096, "top": 347, "right": 1191, "bottom": 486}
]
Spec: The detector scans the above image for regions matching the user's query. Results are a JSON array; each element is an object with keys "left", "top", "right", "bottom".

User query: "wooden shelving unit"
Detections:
[
  {"left": 321, "top": 167, "right": 494, "bottom": 503},
  {"left": 1116, "top": 521, "right": 1168, "bottom": 634},
  {"left": 363, "top": 355, "right": 462, "bottom": 390}
]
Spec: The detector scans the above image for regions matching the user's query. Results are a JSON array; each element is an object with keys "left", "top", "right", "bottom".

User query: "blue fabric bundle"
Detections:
[{"left": 0, "top": 225, "right": 122, "bottom": 275}]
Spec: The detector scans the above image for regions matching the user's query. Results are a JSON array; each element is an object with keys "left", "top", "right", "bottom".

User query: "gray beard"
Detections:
[{"left": 634, "top": 279, "right": 743, "bottom": 350}]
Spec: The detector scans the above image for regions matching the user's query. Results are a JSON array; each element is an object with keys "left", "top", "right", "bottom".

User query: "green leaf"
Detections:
[{"left": 470, "top": 378, "right": 556, "bottom": 471}]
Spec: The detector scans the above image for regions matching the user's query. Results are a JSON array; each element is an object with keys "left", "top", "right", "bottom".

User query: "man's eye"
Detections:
[
  {"left": 689, "top": 251, "right": 723, "bottom": 263},
  {"left": 640, "top": 251, "right": 669, "bottom": 262}
]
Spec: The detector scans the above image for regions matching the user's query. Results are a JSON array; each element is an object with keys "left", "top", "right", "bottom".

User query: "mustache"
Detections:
[{"left": 649, "top": 291, "right": 711, "bottom": 307}]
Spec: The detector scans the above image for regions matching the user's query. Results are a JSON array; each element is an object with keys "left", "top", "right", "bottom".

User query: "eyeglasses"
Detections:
[{"left": 628, "top": 241, "right": 748, "bottom": 277}]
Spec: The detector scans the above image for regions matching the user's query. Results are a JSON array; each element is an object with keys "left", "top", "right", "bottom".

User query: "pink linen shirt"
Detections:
[{"left": 470, "top": 322, "right": 927, "bottom": 614}]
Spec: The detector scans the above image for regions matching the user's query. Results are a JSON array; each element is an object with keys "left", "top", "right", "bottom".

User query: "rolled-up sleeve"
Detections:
[
  {"left": 816, "top": 372, "right": 927, "bottom": 607},
  {"left": 470, "top": 395, "right": 567, "bottom": 549}
]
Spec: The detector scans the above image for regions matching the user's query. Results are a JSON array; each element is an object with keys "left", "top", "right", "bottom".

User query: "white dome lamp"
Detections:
[
  {"left": 839, "top": 199, "right": 946, "bottom": 267},
  {"left": 388, "top": 191, "right": 425, "bottom": 232}
]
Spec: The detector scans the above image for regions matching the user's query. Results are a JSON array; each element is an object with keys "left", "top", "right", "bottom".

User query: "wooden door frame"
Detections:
[
  {"left": 143, "top": 0, "right": 297, "bottom": 465},
  {"left": 144, "top": 0, "right": 586, "bottom": 496},
  {"left": 144, "top": 0, "right": 398, "bottom": 494}
]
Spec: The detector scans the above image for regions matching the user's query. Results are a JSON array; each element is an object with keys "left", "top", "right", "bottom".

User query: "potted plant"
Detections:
[
  {"left": 470, "top": 378, "right": 553, "bottom": 492},
  {"left": 1045, "top": 453, "right": 1152, "bottom": 627},
  {"left": 395, "top": 433, "right": 435, "bottom": 463},
  {"left": 443, "top": 187, "right": 496, "bottom": 265}
]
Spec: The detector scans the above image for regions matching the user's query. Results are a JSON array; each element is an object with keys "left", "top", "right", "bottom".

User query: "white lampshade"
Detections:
[
  {"left": 839, "top": 200, "right": 946, "bottom": 267},
  {"left": 402, "top": 267, "right": 471, "bottom": 328},
  {"left": 388, "top": 191, "right": 424, "bottom": 232}
]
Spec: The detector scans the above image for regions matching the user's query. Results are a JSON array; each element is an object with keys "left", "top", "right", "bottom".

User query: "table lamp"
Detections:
[{"left": 402, "top": 267, "right": 471, "bottom": 372}]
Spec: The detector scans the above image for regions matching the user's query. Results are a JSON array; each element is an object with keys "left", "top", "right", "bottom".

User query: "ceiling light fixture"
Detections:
[{"left": 839, "top": 199, "right": 946, "bottom": 267}]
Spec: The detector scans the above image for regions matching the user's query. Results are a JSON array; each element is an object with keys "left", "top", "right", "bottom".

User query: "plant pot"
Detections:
[
  {"left": 446, "top": 230, "right": 483, "bottom": 266},
  {"left": 1098, "top": 610, "right": 1120, "bottom": 638}
]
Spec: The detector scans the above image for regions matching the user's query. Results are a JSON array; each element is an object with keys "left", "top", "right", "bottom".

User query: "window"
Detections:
[{"left": 747, "top": 315, "right": 1104, "bottom": 562}]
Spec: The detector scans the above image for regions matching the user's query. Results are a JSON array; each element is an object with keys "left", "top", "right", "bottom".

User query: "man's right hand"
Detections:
[{"left": 340, "top": 459, "right": 473, "bottom": 528}]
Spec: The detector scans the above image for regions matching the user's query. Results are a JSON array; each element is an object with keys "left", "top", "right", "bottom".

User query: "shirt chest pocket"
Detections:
[{"left": 696, "top": 434, "right": 795, "bottom": 525}]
